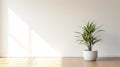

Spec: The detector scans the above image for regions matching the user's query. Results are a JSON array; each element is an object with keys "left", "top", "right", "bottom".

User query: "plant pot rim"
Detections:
[{"left": 83, "top": 50, "right": 98, "bottom": 52}]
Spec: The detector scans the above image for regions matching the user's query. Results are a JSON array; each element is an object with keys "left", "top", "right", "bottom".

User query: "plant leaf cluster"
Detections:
[{"left": 75, "top": 21, "right": 104, "bottom": 51}]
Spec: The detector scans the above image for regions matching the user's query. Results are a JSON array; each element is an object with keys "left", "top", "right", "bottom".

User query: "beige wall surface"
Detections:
[
  {"left": 1, "top": 0, "right": 120, "bottom": 57},
  {"left": 0, "top": 0, "right": 2, "bottom": 57},
  {"left": 0, "top": 0, "right": 8, "bottom": 57}
]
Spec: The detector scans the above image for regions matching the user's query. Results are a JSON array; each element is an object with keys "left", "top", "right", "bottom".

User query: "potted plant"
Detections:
[{"left": 75, "top": 21, "right": 104, "bottom": 61}]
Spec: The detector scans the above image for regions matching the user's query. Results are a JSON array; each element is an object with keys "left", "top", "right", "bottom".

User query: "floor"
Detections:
[{"left": 0, "top": 57, "right": 120, "bottom": 67}]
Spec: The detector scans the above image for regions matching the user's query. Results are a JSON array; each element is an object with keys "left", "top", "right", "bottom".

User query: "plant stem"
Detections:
[{"left": 88, "top": 44, "right": 92, "bottom": 51}]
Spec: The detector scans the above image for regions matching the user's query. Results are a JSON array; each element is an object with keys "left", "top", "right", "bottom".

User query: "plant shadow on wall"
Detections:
[{"left": 8, "top": 8, "right": 61, "bottom": 57}]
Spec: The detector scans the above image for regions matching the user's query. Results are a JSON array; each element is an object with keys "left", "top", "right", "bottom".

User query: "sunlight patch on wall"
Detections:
[
  {"left": 8, "top": 8, "right": 61, "bottom": 57},
  {"left": 8, "top": 9, "right": 29, "bottom": 57},
  {"left": 31, "top": 30, "right": 60, "bottom": 57}
]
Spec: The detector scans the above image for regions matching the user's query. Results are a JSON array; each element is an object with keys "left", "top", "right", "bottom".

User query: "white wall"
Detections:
[
  {"left": 1, "top": 0, "right": 120, "bottom": 57},
  {"left": 0, "top": 0, "right": 2, "bottom": 57},
  {"left": 0, "top": 0, "right": 8, "bottom": 57}
]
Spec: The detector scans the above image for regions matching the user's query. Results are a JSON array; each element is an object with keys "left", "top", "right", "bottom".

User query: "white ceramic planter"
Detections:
[{"left": 83, "top": 50, "right": 98, "bottom": 61}]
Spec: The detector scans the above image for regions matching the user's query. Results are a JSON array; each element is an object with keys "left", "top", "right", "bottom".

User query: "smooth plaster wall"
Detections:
[
  {"left": 0, "top": 0, "right": 8, "bottom": 57},
  {"left": 1, "top": 0, "right": 120, "bottom": 57},
  {"left": 0, "top": 0, "right": 2, "bottom": 57}
]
